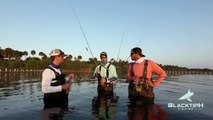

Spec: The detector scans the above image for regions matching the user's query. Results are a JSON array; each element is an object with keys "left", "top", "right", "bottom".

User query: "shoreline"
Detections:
[{"left": 0, "top": 68, "right": 213, "bottom": 75}]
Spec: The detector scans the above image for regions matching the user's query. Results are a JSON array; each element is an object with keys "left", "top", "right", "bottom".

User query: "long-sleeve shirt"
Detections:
[
  {"left": 42, "top": 65, "right": 69, "bottom": 94},
  {"left": 93, "top": 62, "right": 118, "bottom": 79},
  {"left": 127, "top": 57, "right": 166, "bottom": 87}
]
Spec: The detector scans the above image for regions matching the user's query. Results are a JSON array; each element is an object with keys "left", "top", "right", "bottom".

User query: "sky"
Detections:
[{"left": 0, "top": 0, "right": 213, "bottom": 69}]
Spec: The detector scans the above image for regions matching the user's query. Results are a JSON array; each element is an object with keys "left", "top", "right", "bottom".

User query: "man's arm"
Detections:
[
  {"left": 151, "top": 61, "right": 167, "bottom": 87},
  {"left": 42, "top": 69, "right": 62, "bottom": 93},
  {"left": 92, "top": 65, "right": 100, "bottom": 78}
]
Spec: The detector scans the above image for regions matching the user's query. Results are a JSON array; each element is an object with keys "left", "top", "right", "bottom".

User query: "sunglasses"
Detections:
[
  {"left": 101, "top": 56, "right": 107, "bottom": 59},
  {"left": 130, "top": 52, "right": 135, "bottom": 56}
]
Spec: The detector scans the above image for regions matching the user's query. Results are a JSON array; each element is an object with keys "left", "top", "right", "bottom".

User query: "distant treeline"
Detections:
[{"left": 0, "top": 47, "right": 213, "bottom": 74}]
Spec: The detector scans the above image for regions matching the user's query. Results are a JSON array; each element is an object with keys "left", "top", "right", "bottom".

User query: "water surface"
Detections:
[{"left": 0, "top": 72, "right": 212, "bottom": 120}]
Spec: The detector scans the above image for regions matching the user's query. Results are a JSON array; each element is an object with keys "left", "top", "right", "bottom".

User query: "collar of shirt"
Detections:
[
  {"left": 135, "top": 57, "right": 144, "bottom": 63},
  {"left": 50, "top": 62, "right": 60, "bottom": 69},
  {"left": 101, "top": 62, "right": 108, "bottom": 66}
]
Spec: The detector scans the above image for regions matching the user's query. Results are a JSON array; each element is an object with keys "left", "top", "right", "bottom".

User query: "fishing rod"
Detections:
[
  {"left": 68, "top": 1, "right": 97, "bottom": 66},
  {"left": 117, "top": 29, "right": 127, "bottom": 61},
  {"left": 135, "top": 40, "right": 143, "bottom": 46}
]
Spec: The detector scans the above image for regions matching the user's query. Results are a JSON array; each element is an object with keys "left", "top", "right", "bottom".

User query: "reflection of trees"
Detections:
[
  {"left": 0, "top": 72, "right": 22, "bottom": 99},
  {"left": 0, "top": 72, "right": 41, "bottom": 100},
  {"left": 0, "top": 72, "right": 21, "bottom": 88},
  {"left": 92, "top": 91, "right": 119, "bottom": 120}
]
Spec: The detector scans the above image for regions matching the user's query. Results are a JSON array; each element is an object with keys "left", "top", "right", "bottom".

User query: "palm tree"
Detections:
[
  {"left": 0, "top": 53, "right": 3, "bottom": 60},
  {"left": 69, "top": 55, "right": 73, "bottom": 61},
  {"left": 89, "top": 57, "right": 97, "bottom": 64},
  {"left": 77, "top": 55, "right": 82, "bottom": 61},
  {"left": 66, "top": 55, "right": 73, "bottom": 61},
  {"left": 31, "top": 50, "right": 36, "bottom": 57},
  {"left": 22, "top": 51, "right": 28, "bottom": 59},
  {"left": 13, "top": 50, "right": 22, "bottom": 60},
  {"left": 0, "top": 48, "right": 4, "bottom": 60},
  {"left": 4, "top": 48, "right": 13, "bottom": 60},
  {"left": 39, "top": 51, "right": 47, "bottom": 59}
]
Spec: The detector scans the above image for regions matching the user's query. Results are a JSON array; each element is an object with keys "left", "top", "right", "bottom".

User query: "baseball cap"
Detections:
[
  {"left": 100, "top": 52, "right": 107, "bottom": 57},
  {"left": 131, "top": 47, "right": 145, "bottom": 57},
  {"left": 49, "top": 49, "right": 67, "bottom": 57}
]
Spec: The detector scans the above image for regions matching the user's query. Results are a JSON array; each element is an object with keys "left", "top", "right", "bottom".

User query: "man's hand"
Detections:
[
  {"left": 62, "top": 82, "right": 72, "bottom": 91},
  {"left": 146, "top": 79, "right": 155, "bottom": 87},
  {"left": 96, "top": 70, "right": 101, "bottom": 75},
  {"left": 100, "top": 78, "right": 106, "bottom": 86},
  {"left": 67, "top": 73, "right": 75, "bottom": 79}
]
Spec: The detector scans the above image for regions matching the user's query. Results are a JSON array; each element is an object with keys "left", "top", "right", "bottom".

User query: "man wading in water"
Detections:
[
  {"left": 93, "top": 52, "right": 118, "bottom": 94},
  {"left": 127, "top": 47, "right": 166, "bottom": 100},
  {"left": 42, "top": 49, "right": 74, "bottom": 109}
]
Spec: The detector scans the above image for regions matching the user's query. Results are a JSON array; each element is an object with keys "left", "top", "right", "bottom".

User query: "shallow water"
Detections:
[{"left": 0, "top": 72, "right": 212, "bottom": 120}]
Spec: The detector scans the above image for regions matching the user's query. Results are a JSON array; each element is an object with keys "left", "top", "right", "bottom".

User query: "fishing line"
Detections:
[
  {"left": 117, "top": 29, "right": 127, "bottom": 61},
  {"left": 136, "top": 40, "right": 143, "bottom": 46},
  {"left": 68, "top": 1, "right": 95, "bottom": 61}
]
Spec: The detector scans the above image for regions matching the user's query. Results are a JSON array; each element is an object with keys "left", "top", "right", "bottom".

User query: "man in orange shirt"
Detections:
[{"left": 127, "top": 47, "right": 166, "bottom": 99}]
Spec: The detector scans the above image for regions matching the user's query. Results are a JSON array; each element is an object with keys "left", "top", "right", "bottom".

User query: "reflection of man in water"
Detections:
[
  {"left": 40, "top": 107, "right": 66, "bottom": 120},
  {"left": 127, "top": 97, "right": 168, "bottom": 120},
  {"left": 92, "top": 91, "right": 119, "bottom": 120}
]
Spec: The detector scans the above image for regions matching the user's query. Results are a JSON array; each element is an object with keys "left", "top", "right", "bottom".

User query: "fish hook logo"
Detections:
[{"left": 179, "top": 89, "right": 194, "bottom": 102}]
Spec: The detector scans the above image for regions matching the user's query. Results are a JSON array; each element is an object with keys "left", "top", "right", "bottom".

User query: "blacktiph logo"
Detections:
[
  {"left": 168, "top": 89, "right": 204, "bottom": 110},
  {"left": 179, "top": 89, "right": 194, "bottom": 102}
]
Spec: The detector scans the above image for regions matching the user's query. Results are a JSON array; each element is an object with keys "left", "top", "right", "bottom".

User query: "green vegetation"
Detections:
[{"left": 0, "top": 47, "right": 212, "bottom": 74}]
